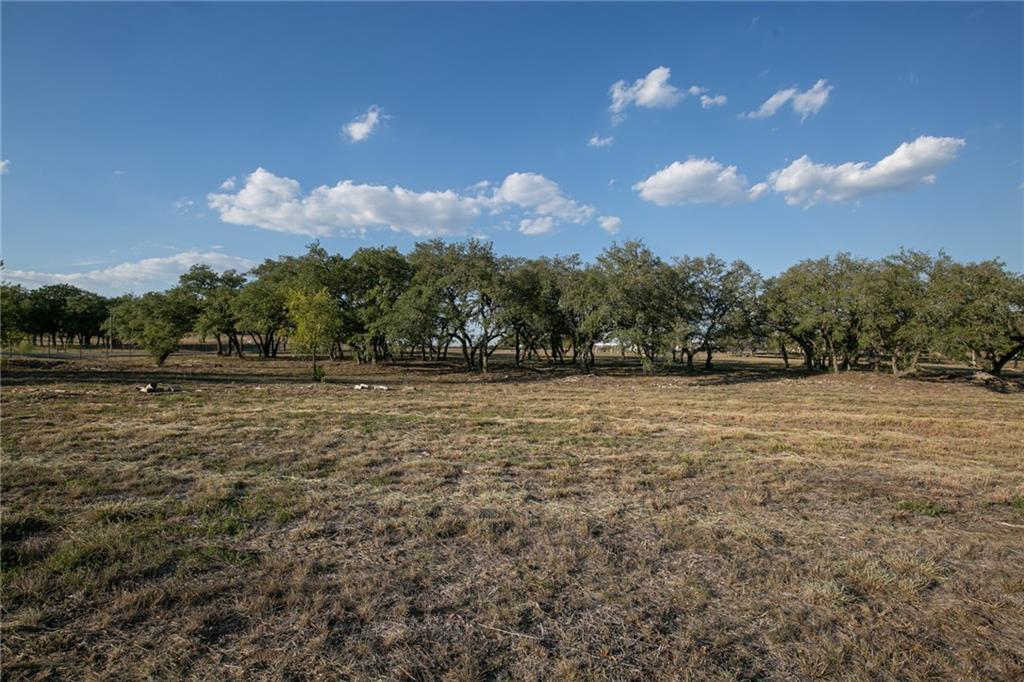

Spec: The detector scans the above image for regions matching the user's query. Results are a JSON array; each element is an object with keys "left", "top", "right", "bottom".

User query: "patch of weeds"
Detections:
[
  {"left": 1009, "top": 496, "right": 1024, "bottom": 515},
  {"left": 200, "top": 514, "right": 249, "bottom": 537},
  {"left": 47, "top": 543, "right": 111, "bottom": 574},
  {"left": 897, "top": 500, "right": 952, "bottom": 517},
  {"left": 272, "top": 508, "right": 297, "bottom": 524},
  {"left": 64, "top": 476, "right": 102, "bottom": 498}
]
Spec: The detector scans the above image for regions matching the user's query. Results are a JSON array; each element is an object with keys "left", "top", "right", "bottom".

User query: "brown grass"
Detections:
[{"left": 2, "top": 353, "right": 1023, "bottom": 680}]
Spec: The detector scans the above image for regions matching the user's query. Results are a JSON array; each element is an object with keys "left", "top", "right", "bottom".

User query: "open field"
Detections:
[{"left": 2, "top": 354, "right": 1023, "bottom": 680}]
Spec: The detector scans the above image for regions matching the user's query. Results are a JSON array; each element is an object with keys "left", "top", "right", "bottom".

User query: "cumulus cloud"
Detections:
[
  {"left": 209, "top": 168, "right": 596, "bottom": 238},
  {"left": 609, "top": 67, "right": 684, "bottom": 114},
  {"left": 588, "top": 135, "right": 615, "bottom": 148},
  {"left": 742, "top": 79, "right": 832, "bottom": 121},
  {"left": 598, "top": 216, "right": 622, "bottom": 234},
  {"left": 768, "top": 135, "right": 966, "bottom": 206},
  {"left": 609, "top": 71, "right": 727, "bottom": 120},
  {"left": 208, "top": 168, "right": 486, "bottom": 237},
  {"left": 0, "top": 159, "right": 9, "bottom": 175},
  {"left": 2, "top": 251, "right": 256, "bottom": 295},
  {"left": 220, "top": 176, "right": 236, "bottom": 190},
  {"left": 700, "top": 94, "right": 728, "bottom": 108},
  {"left": 343, "top": 105, "right": 384, "bottom": 142},
  {"left": 496, "top": 172, "right": 595, "bottom": 225},
  {"left": 634, "top": 158, "right": 768, "bottom": 206}
]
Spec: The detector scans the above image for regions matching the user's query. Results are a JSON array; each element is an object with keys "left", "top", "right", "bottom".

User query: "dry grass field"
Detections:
[{"left": 1, "top": 353, "right": 1023, "bottom": 680}]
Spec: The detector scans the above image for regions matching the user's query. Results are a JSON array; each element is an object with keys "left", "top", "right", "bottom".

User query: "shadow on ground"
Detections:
[{"left": 2, "top": 353, "right": 1018, "bottom": 393}]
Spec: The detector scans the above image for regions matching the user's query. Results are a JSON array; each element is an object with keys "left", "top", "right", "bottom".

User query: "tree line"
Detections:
[{"left": 2, "top": 241, "right": 1022, "bottom": 376}]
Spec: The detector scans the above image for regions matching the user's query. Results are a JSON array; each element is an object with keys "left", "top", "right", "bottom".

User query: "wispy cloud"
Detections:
[
  {"left": 3, "top": 251, "right": 256, "bottom": 295},
  {"left": 742, "top": 79, "right": 833, "bottom": 121},
  {"left": 700, "top": 93, "right": 728, "bottom": 108},
  {"left": 588, "top": 135, "right": 615, "bottom": 148},
  {"left": 598, "top": 215, "right": 622, "bottom": 234},
  {"left": 343, "top": 105, "right": 385, "bottom": 142}
]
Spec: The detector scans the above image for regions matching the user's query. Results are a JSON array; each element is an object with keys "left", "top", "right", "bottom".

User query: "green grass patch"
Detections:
[{"left": 897, "top": 499, "right": 953, "bottom": 517}]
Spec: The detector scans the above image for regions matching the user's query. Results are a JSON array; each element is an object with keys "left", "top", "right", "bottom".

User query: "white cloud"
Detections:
[
  {"left": 0, "top": 160, "right": 9, "bottom": 175},
  {"left": 609, "top": 67, "right": 683, "bottom": 114},
  {"left": 220, "top": 176, "right": 236, "bottom": 190},
  {"left": 598, "top": 215, "right": 622, "bottom": 234},
  {"left": 743, "top": 88, "right": 797, "bottom": 119},
  {"left": 791, "top": 80, "right": 833, "bottom": 120},
  {"left": 742, "top": 79, "right": 832, "bottom": 121},
  {"left": 208, "top": 168, "right": 486, "bottom": 237},
  {"left": 768, "top": 135, "right": 966, "bottom": 206},
  {"left": 700, "top": 94, "right": 728, "bottom": 108},
  {"left": 588, "top": 135, "right": 615, "bottom": 148},
  {"left": 518, "top": 217, "right": 555, "bottom": 236},
  {"left": 209, "top": 168, "right": 596, "bottom": 238},
  {"left": 496, "top": 172, "right": 595, "bottom": 226},
  {"left": 343, "top": 105, "right": 384, "bottom": 142},
  {"left": 113, "top": 170, "right": 124, "bottom": 176},
  {"left": 174, "top": 197, "right": 195, "bottom": 213},
  {"left": 634, "top": 157, "right": 768, "bottom": 206},
  {"left": 2, "top": 251, "right": 256, "bottom": 295}
]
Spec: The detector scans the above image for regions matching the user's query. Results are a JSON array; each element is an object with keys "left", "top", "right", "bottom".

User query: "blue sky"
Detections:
[{"left": 2, "top": 2, "right": 1021, "bottom": 294}]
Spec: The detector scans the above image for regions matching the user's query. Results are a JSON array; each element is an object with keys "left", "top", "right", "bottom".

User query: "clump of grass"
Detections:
[
  {"left": 47, "top": 543, "right": 111, "bottom": 574},
  {"left": 896, "top": 500, "right": 953, "bottom": 517}
]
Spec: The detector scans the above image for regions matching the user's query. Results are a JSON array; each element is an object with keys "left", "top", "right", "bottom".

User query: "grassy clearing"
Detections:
[{"left": 1, "top": 354, "right": 1023, "bottom": 679}]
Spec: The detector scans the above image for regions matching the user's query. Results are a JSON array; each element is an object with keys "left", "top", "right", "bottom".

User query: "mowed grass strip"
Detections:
[{"left": 1, "top": 354, "right": 1022, "bottom": 680}]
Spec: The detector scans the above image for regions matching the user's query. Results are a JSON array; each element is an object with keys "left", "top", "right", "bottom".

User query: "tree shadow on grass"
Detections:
[
  {"left": 8, "top": 354, "right": 1012, "bottom": 393},
  {"left": 908, "top": 365, "right": 1024, "bottom": 394}
]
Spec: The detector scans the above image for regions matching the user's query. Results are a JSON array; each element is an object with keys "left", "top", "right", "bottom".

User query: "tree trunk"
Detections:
[
  {"left": 990, "top": 341, "right": 1024, "bottom": 376},
  {"left": 704, "top": 348, "right": 714, "bottom": 370},
  {"left": 779, "top": 341, "right": 789, "bottom": 368}
]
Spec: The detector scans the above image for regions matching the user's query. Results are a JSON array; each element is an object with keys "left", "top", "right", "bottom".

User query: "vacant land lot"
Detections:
[{"left": 2, "top": 355, "right": 1022, "bottom": 680}]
